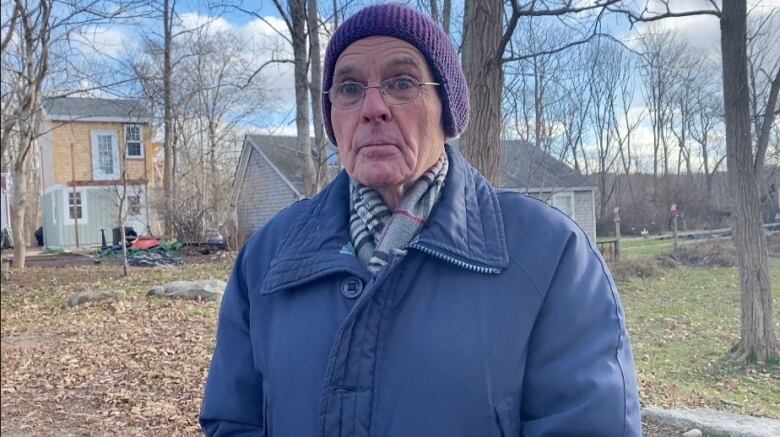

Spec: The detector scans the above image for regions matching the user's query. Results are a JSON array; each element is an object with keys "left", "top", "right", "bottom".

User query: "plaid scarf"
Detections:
[{"left": 349, "top": 153, "right": 449, "bottom": 274}]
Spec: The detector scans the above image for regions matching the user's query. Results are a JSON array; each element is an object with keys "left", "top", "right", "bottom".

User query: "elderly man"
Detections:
[{"left": 200, "top": 3, "right": 640, "bottom": 436}]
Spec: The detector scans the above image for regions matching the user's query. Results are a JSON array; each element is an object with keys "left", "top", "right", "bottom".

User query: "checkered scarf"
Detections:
[{"left": 349, "top": 153, "right": 449, "bottom": 274}]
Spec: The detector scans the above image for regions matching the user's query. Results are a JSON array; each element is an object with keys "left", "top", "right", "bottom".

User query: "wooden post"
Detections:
[
  {"left": 671, "top": 203, "right": 679, "bottom": 252},
  {"left": 70, "top": 142, "right": 80, "bottom": 248},
  {"left": 613, "top": 206, "right": 621, "bottom": 262}
]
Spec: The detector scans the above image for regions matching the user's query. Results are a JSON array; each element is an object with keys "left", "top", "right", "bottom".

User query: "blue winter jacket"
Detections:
[{"left": 200, "top": 145, "right": 641, "bottom": 436}]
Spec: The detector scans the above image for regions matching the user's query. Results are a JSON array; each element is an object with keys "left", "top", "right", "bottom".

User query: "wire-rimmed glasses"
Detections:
[{"left": 325, "top": 76, "right": 440, "bottom": 110}]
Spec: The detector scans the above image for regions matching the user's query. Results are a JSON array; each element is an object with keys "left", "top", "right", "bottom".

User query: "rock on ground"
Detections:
[
  {"left": 643, "top": 407, "right": 780, "bottom": 437},
  {"left": 66, "top": 290, "right": 126, "bottom": 307},
  {"left": 146, "top": 279, "right": 225, "bottom": 302}
]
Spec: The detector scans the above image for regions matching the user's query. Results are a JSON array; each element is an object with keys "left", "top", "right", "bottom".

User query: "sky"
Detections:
[{"left": 7, "top": 0, "right": 778, "bottom": 161}]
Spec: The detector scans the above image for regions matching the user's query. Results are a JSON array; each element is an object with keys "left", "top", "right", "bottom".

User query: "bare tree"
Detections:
[
  {"left": 162, "top": 0, "right": 175, "bottom": 206},
  {"left": 1, "top": 0, "right": 144, "bottom": 268},
  {"left": 307, "top": 0, "right": 330, "bottom": 191},
  {"left": 637, "top": 28, "right": 690, "bottom": 199},
  {"left": 271, "top": 0, "right": 318, "bottom": 196},
  {"left": 460, "top": 0, "right": 622, "bottom": 184},
  {"left": 613, "top": 0, "right": 780, "bottom": 363}
]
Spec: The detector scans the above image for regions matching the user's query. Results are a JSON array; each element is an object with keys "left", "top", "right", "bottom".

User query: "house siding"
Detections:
[
  {"left": 236, "top": 148, "right": 300, "bottom": 244},
  {"left": 525, "top": 189, "right": 597, "bottom": 241},
  {"left": 40, "top": 121, "right": 56, "bottom": 187},
  {"left": 43, "top": 185, "right": 147, "bottom": 247},
  {"left": 574, "top": 190, "right": 596, "bottom": 241},
  {"left": 48, "top": 121, "right": 152, "bottom": 186}
]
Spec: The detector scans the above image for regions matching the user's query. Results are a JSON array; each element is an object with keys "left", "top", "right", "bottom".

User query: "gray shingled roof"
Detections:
[
  {"left": 42, "top": 97, "right": 152, "bottom": 122},
  {"left": 451, "top": 138, "right": 591, "bottom": 190},
  {"left": 245, "top": 135, "right": 591, "bottom": 194},
  {"left": 246, "top": 134, "right": 309, "bottom": 194},
  {"left": 499, "top": 140, "right": 591, "bottom": 189}
]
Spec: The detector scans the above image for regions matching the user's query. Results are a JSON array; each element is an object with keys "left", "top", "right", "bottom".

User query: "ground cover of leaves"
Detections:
[
  {"left": 2, "top": 249, "right": 779, "bottom": 435},
  {"left": 1, "top": 258, "right": 232, "bottom": 436}
]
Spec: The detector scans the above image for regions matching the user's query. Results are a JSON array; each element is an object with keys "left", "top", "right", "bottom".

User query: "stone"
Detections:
[
  {"left": 66, "top": 290, "right": 126, "bottom": 307},
  {"left": 643, "top": 407, "right": 780, "bottom": 437},
  {"left": 682, "top": 429, "right": 703, "bottom": 437},
  {"left": 147, "top": 279, "right": 225, "bottom": 302}
]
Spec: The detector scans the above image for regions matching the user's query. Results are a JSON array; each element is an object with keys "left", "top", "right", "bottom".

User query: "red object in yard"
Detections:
[{"left": 132, "top": 236, "right": 159, "bottom": 250}]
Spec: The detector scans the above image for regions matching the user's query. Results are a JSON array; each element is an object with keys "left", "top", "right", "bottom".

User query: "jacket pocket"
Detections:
[{"left": 493, "top": 395, "right": 520, "bottom": 437}]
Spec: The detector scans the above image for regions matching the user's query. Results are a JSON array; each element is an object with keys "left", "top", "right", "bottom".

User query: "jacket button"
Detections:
[{"left": 341, "top": 277, "right": 363, "bottom": 299}]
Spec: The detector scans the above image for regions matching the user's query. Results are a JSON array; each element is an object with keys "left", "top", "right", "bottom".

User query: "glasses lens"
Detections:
[
  {"left": 383, "top": 77, "right": 418, "bottom": 104},
  {"left": 332, "top": 82, "right": 364, "bottom": 108}
]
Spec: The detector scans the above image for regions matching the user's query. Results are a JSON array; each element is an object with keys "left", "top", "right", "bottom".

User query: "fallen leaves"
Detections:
[{"left": 1, "top": 260, "right": 232, "bottom": 435}]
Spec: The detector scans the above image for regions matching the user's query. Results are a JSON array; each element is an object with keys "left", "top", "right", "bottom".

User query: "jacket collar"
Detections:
[{"left": 262, "top": 145, "right": 509, "bottom": 293}]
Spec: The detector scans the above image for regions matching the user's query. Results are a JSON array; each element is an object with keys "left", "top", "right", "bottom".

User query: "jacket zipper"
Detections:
[{"left": 406, "top": 242, "right": 502, "bottom": 275}]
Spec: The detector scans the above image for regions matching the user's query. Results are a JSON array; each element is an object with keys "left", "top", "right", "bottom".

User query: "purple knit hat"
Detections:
[{"left": 322, "top": 3, "right": 469, "bottom": 145}]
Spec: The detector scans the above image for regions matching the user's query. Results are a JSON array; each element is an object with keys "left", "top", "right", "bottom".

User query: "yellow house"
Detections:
[{"left": 39, "top": 97, "right": 156, "bottom": 247}]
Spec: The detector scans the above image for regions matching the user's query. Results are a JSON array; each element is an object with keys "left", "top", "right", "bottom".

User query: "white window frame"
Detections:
[
  {"left": 91, "top": 130, "right": 120, "bottom": 180},
  {"left": 124, "top": 124, "right": 144, "bottom": 159},
  {"left": 63, "top": 189, "right": 88, "bottom": 225},
  {"left": 551, "top": 191, "right": 575, "bottom": 220}
]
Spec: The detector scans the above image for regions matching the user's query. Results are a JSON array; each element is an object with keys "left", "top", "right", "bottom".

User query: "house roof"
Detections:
[
  {"left": 450, "top": 138, "right": 593, "bottom": 190},
  {"left": 245, "top": 134, "right": 309, "bottom": 195},
  {"left": 235, "top": 134, "right": 592, "bottom": 202},
  {"left": 41, "top": 97, "right": 153, "bottom": 123},
  {"left": 499, "top": 140, "right": 592, "bottom": 190}
]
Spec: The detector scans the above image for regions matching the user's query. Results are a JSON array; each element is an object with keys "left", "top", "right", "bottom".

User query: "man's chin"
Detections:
[{"left": 352, "top": 169, "right": 406, "bottom": 190}]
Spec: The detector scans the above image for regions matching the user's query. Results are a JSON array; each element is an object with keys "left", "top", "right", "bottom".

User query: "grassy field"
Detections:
[
  {"left": 1, "top": 243, "right": 779, "bottom": 435},
  {"left": 617, "top": 249, "right": 780, "bottom": 417}
]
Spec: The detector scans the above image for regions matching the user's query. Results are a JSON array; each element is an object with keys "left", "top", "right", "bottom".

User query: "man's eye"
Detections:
[
  {"left": 387, "top": 77, "right": 416, "bottom": 91},
  {"left": 339, "top": 82, "right": 363, "bottom": 96}
]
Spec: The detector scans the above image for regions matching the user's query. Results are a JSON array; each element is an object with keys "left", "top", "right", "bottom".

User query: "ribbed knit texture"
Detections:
[
  {"left": 322, "top": 3, "right": 469, "bottom": 145},
  {"left": 349, "top": 153, "right": 449, "bottom": 274}
]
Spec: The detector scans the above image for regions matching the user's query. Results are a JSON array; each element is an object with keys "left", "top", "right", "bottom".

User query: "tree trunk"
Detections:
[
  {"left": 118, "top": 170, "right": 129, "bottom": 277},
  {"left": 287, "top": 0, "right": 317, "bottom": 197},
  {"left": 442, "top": 0, "right": 451, "bottom": 35},
  {"left": 11, "top": 155, "right": 28, "bottom": 268},
  {"left": 307, "top": 0, "right": 328, "bottom": 192},
  {"left": 461, "top": 0, "right": 503, "bottom": 185},
  {"left": 163, "top": 0, "right": 175, "bottom": 214},
  {"left": 721, "top": 0, "right": 779, "bottom": 363}
]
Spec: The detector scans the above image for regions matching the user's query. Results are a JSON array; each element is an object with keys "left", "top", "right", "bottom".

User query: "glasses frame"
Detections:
[{"left": 325, "top": 76, "right": 440, "bottom": 110}]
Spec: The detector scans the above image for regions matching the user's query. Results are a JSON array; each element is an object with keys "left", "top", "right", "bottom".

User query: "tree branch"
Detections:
[{"left": 754, "top": 67, "right": 780, "bottom": 172}]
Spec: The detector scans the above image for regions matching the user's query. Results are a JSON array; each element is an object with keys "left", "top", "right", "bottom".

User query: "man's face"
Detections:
[{"left": 330, "top": 36, "right": 446, "bottom": 192}]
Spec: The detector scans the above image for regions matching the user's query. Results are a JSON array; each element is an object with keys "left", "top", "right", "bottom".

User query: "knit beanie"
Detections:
[{"left": 322, "top": 3, "right": 469, "bottom": 145}]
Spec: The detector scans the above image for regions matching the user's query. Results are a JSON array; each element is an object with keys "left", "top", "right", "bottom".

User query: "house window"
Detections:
[
  {"left": 552, "top": 192, "right": 575, "bottom": 219},
  {"left": 125, "top": 125, "right": 143, "bottom": 158},
  {"left": 97, "top": 135, "right": 115, "bottom": 175},
  {"left": 68, "top": 191, "right": 83, "bottom": 220},
  {"left": 127, "top": 194, "right": 141, "bottom": 216},
  {"left": 91, "top": 131, "right": 119, "bottom": 180}
]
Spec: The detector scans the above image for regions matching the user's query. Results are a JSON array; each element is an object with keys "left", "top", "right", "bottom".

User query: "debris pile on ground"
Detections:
[
  {"left": 128, "top": 251, "right": 183, "bottom": 267},
  {"left": 66, "top": 290, "right": 126, "bottom": 307},
  {"left": 610, "top": 259, "right": 661, "bottom": 282},
  {"left": 658, "top": 243, "right": 737, "bottom": 268},
  {"left": 146, "top": 278, "right": 225, "bottom": 302},
  {"left": 98, "top": 240, "right": 184, "bottom": 267}
]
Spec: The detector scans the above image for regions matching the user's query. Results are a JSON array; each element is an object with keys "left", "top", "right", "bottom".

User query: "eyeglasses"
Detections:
[{"left": 325, "top": 76, "right": 440, "bottom": 110}]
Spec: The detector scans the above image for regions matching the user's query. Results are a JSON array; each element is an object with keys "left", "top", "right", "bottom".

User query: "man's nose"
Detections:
[{"left": 360, "top": 87, "right": 392, "bottom": 123}]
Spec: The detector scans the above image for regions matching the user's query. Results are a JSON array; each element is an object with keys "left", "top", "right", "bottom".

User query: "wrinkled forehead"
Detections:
[{"left": 333, "top": 36, "right": 433, "bottom": 82}]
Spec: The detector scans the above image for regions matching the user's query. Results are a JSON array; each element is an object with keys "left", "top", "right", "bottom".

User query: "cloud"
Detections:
[
  {"left": 235, "top": 17, "right": 297, "bottom": 112},
  {"left": 177, "top": 12, "right": 233, "bottom": 35},
  {"left": 72, "top": 25, "right": 136, "bottom": 58}
]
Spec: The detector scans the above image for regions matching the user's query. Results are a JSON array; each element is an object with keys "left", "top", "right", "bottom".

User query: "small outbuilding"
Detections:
[{"left": 231, "top": 136, "right": 597, "bottom": 247}]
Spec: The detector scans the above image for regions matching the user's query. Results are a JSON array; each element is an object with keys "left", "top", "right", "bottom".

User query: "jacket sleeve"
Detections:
[
  {"left": 520, "top": 230, "right": 641, "bottom": 436},
  {"left": 200, "top": 248, "right": 264, "bottom": 435}
]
